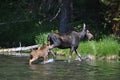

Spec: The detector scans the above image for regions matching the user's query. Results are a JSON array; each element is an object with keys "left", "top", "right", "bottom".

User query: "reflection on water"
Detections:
[{"left": 0, "top": 55, "right": 120, "bottom": 80}]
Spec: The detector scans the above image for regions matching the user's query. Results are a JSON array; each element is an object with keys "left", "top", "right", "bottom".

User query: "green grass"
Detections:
[{"left": 79, "top": 37, "right": 120, "bottom": 57}]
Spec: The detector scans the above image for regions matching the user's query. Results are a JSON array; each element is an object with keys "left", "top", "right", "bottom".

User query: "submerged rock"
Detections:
[
  {"left": 85, "top": 54, "right": 95, "bottom": 61},
  {"left": 106, "top": 55, "right": 118, "bottom": 60},
  {"left": 75, "top": 54, "right": 95, "bottom": 61}
]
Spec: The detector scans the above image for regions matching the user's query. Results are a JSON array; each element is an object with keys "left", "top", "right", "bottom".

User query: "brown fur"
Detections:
[{"left": 29, "top": 43, "right": 51, "bottom": 65}]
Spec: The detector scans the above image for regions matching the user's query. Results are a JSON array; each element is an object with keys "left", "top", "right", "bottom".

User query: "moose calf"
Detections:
[{"left": 29, "top": 43, "right": 53, "bottom": 65}]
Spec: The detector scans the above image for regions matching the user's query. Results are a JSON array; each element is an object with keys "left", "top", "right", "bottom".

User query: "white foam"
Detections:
[
  {"left": 47, "top": 58, "right": 54, "bottom": 63},
  {"left": 41, "top": 58, "right": 54, "bottom": 64}
]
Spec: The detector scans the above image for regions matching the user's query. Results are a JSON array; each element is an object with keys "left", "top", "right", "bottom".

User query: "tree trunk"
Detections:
[{"left": 59, "top": 0, "right": 72, "bottom": 33}]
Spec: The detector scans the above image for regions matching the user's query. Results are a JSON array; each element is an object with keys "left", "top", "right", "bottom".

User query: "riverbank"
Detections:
[
  {"left": 54, "top": 52, "right": 120, "bottom": 61},
  {"left": 0, "top": 51, "right": 119, "bottom": 61},
  {"left": 0, "top": 36, "right": 120, "bottom": 61}
]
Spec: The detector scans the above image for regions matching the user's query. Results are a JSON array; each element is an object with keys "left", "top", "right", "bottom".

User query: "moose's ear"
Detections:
[
  {"left": 46, "top": 42, "right": 50, "bottom": 46},
  {"left": 87, "top": 30, "right": 89, "bottom": 33},
  {"left": 83, "top": 23, "right": 86, "bottom": 30}
]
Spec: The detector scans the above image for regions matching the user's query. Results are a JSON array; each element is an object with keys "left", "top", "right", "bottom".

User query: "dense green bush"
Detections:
[
  {"left": 79, "top": 37, "right": 120, "bottom": 57},
  {"left": 35, "top": 32, "right": 49, "bottom": 45}
]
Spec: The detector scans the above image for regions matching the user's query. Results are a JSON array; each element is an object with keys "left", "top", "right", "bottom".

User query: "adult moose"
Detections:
[{"left": 48, "top": 23, "right": 93, "bottom": 62}]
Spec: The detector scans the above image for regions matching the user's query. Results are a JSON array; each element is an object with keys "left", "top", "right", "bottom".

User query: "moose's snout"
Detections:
[{"left": 86, "top": 30, "right": 94, "bottom": 40}]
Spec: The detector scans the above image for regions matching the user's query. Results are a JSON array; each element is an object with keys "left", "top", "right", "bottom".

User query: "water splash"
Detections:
[{"left": 41, "top": 58, "right": 54, "bottom": 64}]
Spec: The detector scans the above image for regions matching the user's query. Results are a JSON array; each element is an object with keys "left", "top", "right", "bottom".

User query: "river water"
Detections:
[{"left": 0, "top": 54, "right": 120, "bottom": 80}]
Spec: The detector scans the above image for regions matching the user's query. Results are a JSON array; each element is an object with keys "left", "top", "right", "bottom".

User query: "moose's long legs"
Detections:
[{"left": 75, "top": 48, "right": 82, "bottom": 61}]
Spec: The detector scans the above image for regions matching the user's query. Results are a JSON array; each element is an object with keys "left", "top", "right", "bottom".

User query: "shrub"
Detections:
[{"left": 79, "top": 37, "right": 120, "bottom": 57}]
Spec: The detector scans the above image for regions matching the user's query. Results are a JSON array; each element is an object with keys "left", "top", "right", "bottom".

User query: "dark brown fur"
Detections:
[{"left": 47, "top": 24, "right": 94, "bottom": 62}]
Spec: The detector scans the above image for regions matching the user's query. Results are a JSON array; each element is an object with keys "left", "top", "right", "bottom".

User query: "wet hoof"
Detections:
[
  {"left": 75, "top": 57, "right": 82, "bottom": 61},
  {"left": 68, "top": 60, "right": 71, "bottom": 63},
  {"left": 41, "top": 58, "right": 55, "bottom": 64}
]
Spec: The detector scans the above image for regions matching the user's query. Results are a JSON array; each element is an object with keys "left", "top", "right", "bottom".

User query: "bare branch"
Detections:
[{"left": 50, "top": 7, "right": 61, "bottom": 22}]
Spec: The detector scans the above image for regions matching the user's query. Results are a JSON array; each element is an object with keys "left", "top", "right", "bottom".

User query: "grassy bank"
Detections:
[
  {"left": 36, "top": 33, "right": 120, "bottom": 60},
  {"left": 79, "top": 37, "right": 120, "bottom": 59}
]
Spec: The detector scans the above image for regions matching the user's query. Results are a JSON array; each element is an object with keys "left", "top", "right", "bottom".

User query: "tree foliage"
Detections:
[
  {"left": 0, "top": 0, "right": 120, "bottom": 47},
  {"left": 100, "top": 0, "right": 120, "bottom": 37}
]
